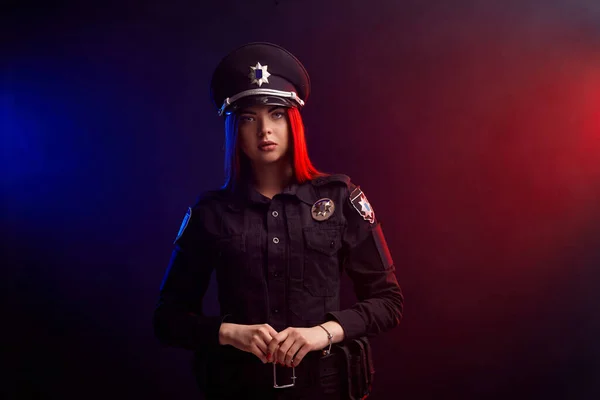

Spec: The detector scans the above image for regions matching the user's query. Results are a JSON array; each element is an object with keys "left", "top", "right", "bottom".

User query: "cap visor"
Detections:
[{"left": 227, "top": 95, "right": 296, "bottom": 114}]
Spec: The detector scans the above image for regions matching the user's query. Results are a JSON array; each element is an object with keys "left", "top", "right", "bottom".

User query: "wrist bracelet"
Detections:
[{"left": 318, "top": 324, "right": 333, "bottom": 356}]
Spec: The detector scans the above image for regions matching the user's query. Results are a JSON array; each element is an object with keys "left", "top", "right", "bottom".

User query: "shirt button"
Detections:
[
  {"left": 273, "top": 271, "right": 279, "bottom": 278},
  {"left": 273, "top": 309, "right": 279, "bottom": 314},
  {"left": 273, "top": 237, "right": 280, "bottom": 244},
  {"left": 272, "top": 211, "right": 279, "bottom": 217}
]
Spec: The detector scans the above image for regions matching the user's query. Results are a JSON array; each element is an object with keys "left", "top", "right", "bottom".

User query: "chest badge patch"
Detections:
[
  {"left": 350, "top": 187, "right": 375, "bottom": 224},
  {"left": 174, "top": 207, "right": 192, "bottom": 244},
  {"left": 311, "top": 198, "right": 335, "bottom": 221}
]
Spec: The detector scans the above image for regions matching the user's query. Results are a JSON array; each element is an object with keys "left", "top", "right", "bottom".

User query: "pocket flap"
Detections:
[
  {"left": 303, "top": 227, "right": 342, "bottom": 256},
  {"left": 215, "top": 234, "right": 246, "bottom": 253}
]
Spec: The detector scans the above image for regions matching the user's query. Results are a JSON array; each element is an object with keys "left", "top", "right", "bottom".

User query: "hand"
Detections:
[
  {"left": 219, "top": 323, "right": 279, "bottom": 363},
  {"left": 266, "top": 326, "right": 330, "bottom": 367}
]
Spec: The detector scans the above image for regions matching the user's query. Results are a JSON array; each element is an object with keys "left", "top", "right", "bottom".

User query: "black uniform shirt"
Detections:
[{"left": 154, "top": 174, "right": 403, "bottom": 353}]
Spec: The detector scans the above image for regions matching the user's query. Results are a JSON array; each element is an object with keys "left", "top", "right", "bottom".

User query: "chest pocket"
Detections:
[
  {"left": 302, "top": 226, "right": 343, "bottom": 296},
  {"left": 215, "top": 234, "right": 247, "bottom": 271}
]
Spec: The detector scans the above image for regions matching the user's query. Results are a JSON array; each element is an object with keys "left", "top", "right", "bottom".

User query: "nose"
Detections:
[{"left": 257, "top": 115, "right": 273, "bottom": 137}]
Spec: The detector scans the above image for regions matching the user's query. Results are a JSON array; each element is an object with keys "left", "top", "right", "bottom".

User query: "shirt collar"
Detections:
[{"left": 225, "top": 179, "right": 317, "bottom": 211}]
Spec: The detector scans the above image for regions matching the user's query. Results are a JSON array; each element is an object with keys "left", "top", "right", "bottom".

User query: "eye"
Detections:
[
  {"left": 239, "top": 115, "right": 254, "bottom": 122},
  {"left": 272, "top": 111, "right": 285, "bottom": 119}
]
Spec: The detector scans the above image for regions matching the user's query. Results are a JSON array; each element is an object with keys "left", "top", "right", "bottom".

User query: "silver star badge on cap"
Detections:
[
  {"left": 248, "top": 62, "right": 271, "bottom": 87},
  {"left": 311, "top": 198, "right": 335, "bottom": 221}
]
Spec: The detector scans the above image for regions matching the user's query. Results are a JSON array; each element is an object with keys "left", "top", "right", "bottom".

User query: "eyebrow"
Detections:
[{"left": 239, "top": 106, "right": 284, "bottom": 115}]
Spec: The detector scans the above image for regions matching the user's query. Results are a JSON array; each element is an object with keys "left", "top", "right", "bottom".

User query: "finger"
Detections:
[
  {"left": 257, "top": 327, "right": 274, "bottom": 344},
  {"left": 276, "top": 335, "right": 295, "bottom": 365},
  {"left": 255, "top": 330, "right": 273, "bottom": 358},
  {"left": 291, "top": 345, "right": 311, "bottom": 367},
  {"left": 267, "top": 330, "right": 289, "bottom": 362},
  {"left": 276, "top": 329, "right": 297, "bottom": 364},
  {"left": 263, "top": 324, "right": 279, "bottom": 339},
  {"left": 264, "top": 327, "right": 281, "bottom": 349},
  {"left": 285, "top": 342, "right": 304, "bottom": 367},
  {"left": 253, "top": 335, "right": 269, "bottom": 356},
  {"left": 251, "top": 343, "right": 268, "bottom": 364}
]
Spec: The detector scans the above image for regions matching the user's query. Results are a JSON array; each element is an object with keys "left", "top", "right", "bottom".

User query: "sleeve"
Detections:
[
  {"left": 325, "top": 184, "right": 404, "bottom": 341},
  {"left": 153, "top": 203, "right": 224, "bottom": 351}
]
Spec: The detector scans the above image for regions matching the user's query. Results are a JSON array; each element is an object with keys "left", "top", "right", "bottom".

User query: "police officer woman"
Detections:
[{"left": 154, "top": 42, "right": 403, "bottom": 399}]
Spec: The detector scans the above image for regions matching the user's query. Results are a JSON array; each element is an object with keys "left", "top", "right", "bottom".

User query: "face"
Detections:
[{"left": 237, "top": 105, "right": 291, "bottom": 167}]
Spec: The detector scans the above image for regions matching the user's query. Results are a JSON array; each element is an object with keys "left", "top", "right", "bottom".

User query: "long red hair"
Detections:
[{"left": 222, "top": 107, "right": 323, "bottom": 189}]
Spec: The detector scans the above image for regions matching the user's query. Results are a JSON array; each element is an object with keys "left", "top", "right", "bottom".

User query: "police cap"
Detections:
[{"left": 210, "top": 42, "right": 310, "bottom": 116}]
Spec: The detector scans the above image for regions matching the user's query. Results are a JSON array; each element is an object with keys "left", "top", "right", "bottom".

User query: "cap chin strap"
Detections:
[{"left": 218, "top": 88, "right": 305, "bottom": 116}]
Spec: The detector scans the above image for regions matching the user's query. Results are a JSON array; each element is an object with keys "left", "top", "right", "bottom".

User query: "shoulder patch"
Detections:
[
  {"left": 174, "top": 207, "right": 192, "bottom": 244},
  {"left": 350, "top": 186, "right": 375, "bottom": 224}
]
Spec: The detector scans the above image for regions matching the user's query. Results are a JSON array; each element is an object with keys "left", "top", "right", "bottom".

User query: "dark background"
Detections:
[{"left": 3, "top": 0, "right": 600, "bottom": 399}]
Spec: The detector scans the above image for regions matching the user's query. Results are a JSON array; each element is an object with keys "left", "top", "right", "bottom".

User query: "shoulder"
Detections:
[
  {"left": 311, "top": 173, "right": 354, "bottom": 190},
  {"left": 310, "top": 173, "right": 361, "bottom": 197},
  {"left": 183, "top": 188, "right": 231, "bottom": 228},
  {"left": 190, "top": 188, "right": 232, "bottom": 210},
  {"left": 313, "top": 174, "right": 377, "bottom": 224},
  {"left": 174, "top": 188, "right": 230, "bottom": 245},
  {"left": 311, "top": 173, "right": 351, "bottom": 187}
]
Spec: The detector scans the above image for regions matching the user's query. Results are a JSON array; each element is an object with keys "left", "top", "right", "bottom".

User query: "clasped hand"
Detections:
[{"left": 220, "top": 323, "right": 330, "bottom": 367}]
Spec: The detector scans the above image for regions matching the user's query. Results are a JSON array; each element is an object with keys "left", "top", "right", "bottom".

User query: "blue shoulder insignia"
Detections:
[{"left": 174, "top": 207, "right": 192, "bottom": 244}]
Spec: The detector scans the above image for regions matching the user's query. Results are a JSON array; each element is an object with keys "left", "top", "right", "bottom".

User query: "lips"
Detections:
[{"left": 258, "top": 141, "right": 277, "bottom": 149}]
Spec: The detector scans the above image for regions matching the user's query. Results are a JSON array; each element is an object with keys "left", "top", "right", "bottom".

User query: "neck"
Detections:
[{"left": 251, "top": 159, "right": 293, "bottom": 199}]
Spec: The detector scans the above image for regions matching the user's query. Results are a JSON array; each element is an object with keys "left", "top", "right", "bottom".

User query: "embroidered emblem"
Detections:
[
  {"left": 350, "top": 187, "right": 375, "bottom": 224},
  {"left": 248, "top": 62, "right": 271, "bottom": 87},
  {"left": 174, "top": 207, "right": 192, "bottom": 244},
  {"left": 311, "top": 198, "right": 335, "bottom": 221}
]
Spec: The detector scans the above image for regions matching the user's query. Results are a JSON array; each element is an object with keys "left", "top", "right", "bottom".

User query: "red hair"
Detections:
[
  {"left": 287, "top": 107, "right": 324, "bottom": 183},
  {"left": 222, "top": 107, "right": 323, "bottom": 189}
]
